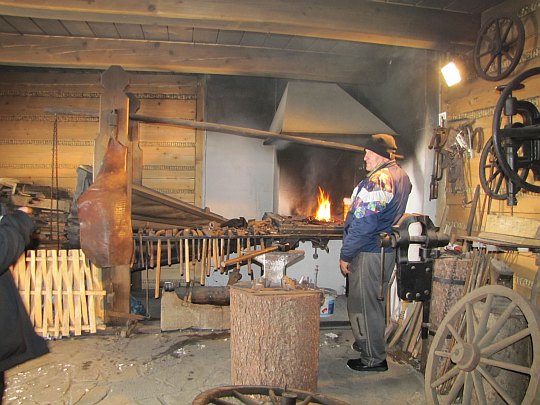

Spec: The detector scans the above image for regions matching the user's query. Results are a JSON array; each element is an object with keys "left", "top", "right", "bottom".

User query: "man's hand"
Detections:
[
  {"left": 17, "top": 206, "right": 33, "bottom": 215},
  {"left": 339, "top": 259, "right": 350, "bottom": 276}
]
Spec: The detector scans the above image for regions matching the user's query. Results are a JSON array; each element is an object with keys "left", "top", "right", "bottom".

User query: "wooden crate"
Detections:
[{"left": 9, "top": 249, "right": 106, "bottom": 338}]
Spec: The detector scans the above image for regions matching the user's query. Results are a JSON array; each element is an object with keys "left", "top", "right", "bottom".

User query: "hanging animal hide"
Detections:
[{"left": 78, "top": 138, "right": 133, "bottom": 267}]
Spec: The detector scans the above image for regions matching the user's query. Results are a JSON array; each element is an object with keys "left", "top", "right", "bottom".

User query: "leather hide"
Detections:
[{"left": 78, "top": 138, "right": 133, "bottom": 267}]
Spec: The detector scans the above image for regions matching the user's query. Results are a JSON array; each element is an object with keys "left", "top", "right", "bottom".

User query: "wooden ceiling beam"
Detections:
[
  {"left": 0, "top": 0, "right": 480, "bottom": 50},
  {"left": 0, "top": 33, "right": 387, "bottom": 84}
]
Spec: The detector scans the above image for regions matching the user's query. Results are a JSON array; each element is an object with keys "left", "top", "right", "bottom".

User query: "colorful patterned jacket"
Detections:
[{"left": 340, "top": 160, "right": 411, "bottom": 261}]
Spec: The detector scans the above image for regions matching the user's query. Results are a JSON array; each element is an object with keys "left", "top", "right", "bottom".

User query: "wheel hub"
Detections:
[{"left": 450, "top": 342, "right": 480, "bottom": 372}]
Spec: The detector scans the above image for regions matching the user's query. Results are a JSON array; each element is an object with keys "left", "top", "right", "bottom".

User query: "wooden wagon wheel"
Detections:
[
  {"left": 425, "top": 285, "right": 540, "bottom": 404},
  {"left": 473, "top": 15, "right": 525, "bottom": 81},
  {"left": 192, "top": 385, "right": 351, "bottom": 405},
  {"left": 479, "top": 137, "right": 528, "bottom": 200}
]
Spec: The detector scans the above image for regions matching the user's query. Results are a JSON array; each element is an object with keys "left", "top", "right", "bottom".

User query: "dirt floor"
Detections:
[{"left": 4, "top": 322, "right": 426, "bottom": 405}]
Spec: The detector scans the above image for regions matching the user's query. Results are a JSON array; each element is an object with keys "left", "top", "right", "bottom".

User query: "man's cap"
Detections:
[{"left": 364, "top": 133, "right": 397, "bottom": 159}]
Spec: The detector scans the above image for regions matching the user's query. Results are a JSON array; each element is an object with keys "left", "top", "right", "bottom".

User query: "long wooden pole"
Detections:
[
  {"left": 220, "top": 245, "right": 280, "bottom": 268},
  {"left": 45, "top": 107, "right": 378, "bottom": 153},
  {"left": 131, "top": 114, "right": 366, "bottom": 153}
]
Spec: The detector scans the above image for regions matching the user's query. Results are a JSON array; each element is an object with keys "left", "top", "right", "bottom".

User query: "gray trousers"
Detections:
[{"left": 347, "top": 250, "right": 395, "bottom": 366}]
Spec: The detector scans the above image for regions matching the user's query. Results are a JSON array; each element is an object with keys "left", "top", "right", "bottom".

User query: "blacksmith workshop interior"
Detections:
[{"left": 0, "top": 1, "right": 540, "bottom": 404}]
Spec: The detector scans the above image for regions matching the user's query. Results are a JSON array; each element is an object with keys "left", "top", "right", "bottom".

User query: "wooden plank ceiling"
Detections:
[{"left": 0, "top": 0, "right": 506, "bottom": 84}]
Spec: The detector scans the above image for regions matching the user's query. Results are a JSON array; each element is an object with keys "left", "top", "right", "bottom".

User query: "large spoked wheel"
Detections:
[
  {"left": 479, "top": 137, "right": 528, "bottom": 200},
  {"left": 474, "top": 15, "right": 525, "bottom": 81},
  {"left": 426, "top": 285, "right": 540, "bottom": 405},
  {"left": 493, "top": 67, "right": 540, "bottom": 194},
  {"left": 192, "top": 385, "right": 351, "bottom": 405}
]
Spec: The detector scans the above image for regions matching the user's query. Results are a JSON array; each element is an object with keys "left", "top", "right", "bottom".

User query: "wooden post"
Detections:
[
  {"left": 230, "top": 285, "right": 321, "bottom": 392},
  {"left": 128, "top": 92, "right": 143, "bottom": 291},
  {"left": 96, "top": 66, "right": 132, "bottom": 322}
]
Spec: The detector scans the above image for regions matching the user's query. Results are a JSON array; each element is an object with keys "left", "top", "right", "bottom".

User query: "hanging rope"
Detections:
[{"left": 50, "top": 114, "right": 60, "bottom": 250}]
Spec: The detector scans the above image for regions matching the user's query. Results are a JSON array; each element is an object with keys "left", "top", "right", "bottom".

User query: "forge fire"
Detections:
[{"left": 315, "top": 187, "right": 331, "bottom": 221}]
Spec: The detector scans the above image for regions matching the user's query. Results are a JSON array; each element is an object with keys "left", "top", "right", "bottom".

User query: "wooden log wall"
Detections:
[
  {"left": 9, "top": 249, "right": 105, "bottom": 338},
  {"left": 0, "top": 68, "right": 204, "bottom": 208},
  {"left": 438, "top": 0, "right": 540, "bottom": 304}
]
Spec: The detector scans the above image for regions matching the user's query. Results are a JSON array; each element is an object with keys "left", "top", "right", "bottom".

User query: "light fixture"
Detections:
[{"left": 441, "top": 61, "right": 462, "bottom": 87}]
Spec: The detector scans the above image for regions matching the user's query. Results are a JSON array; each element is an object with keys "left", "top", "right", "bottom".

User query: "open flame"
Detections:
[{"left": 315, "top": 187, "right": 331, "bottom": 221}]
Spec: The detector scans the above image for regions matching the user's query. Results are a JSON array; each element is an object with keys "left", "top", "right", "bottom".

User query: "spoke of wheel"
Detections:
[
  {"left": 232, "top": 390, "right": 263, "bottom": 405},
  {"left": 472, "top": 369, "right": 487, "bottom": 405},
  {"left": 479, "top": 48, "right": 491, "bottom": 58},
  {"left": 474, "top": 294, "right": 494, "bottom": 345},
  {"left": 466, "top": 303, "right": 475, "bottom": 342},
  {"left": 463, "top": 371, "right": 474, "bottom": 404},
  {"left": 495, "top": 20, "right": 502, "bottom": 43},
  {"left": 447, "top": 323, "right": 465, "bottom": 346},
  {"left": 478, "top": 365, "right": 519, "bottom": 405},
  {"left": 480, "top": 356, "right": 532, "bottom": 375},
  {"left": 431, "top": 365, "right": 460, "bottom": 388},
  {"left": 496, "top": 54, "right": 502, "bottom": 76},
  {"left": 492, "top": 160, "right": 501, "bottom": 172},
  {"left": 477, "top": 301, "right": 517, "bottom": 347},
  {"left": 484, "top": 54, "right": 497, "bottom": 73},
  {"left": 481, "top": 327, "right": 531, "bottom": 357},
  {"left": 493, "top": 174, "right": 505, "bottom": 194},
  {"left": 434, "top": 350, "right": 452, "bottom": 358},
  {"left": 442, "top": 370, "right": 465, "bottom": 405},
  {"left": 502, "top": 51, "right": 514, "bottom": 63},
  {"left": 501, "top": 21, "right": 512, "bottom": 43}
]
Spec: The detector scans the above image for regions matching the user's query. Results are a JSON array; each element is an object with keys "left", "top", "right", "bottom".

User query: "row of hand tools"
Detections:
[{"left": 131, "top": 226, "right": 282, "bottom": 297}]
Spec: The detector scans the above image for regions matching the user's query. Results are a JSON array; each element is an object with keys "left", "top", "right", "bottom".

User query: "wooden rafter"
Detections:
[
  {"left": 0, "top": 0, "right": 479, "bottom": 50},
  {"left": 0, "top": 32, "right": 388, "bottom": 84}
]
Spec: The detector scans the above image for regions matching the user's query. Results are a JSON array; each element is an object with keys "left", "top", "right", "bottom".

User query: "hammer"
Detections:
[{"left": 220, "top": 243, "right": 291, "bottom": 268}]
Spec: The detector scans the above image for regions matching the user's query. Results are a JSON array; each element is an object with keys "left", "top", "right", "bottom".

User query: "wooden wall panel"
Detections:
[
  {"left": 136, "top": 99, "right": 197, "bottom": 119},
  {"left": 440, "top": 2, "right": 540, "bottom": 234},
  {"left": 438, "top": 1, "right": 540, "bottom": 303},
  {"left": 0, "top": 69, "right": 204, "bottom": 211}
]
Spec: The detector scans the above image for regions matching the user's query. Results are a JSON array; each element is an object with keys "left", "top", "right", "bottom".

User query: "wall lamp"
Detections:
[{"left": 441, "top": 61, "right": 462, "bottom": 87}]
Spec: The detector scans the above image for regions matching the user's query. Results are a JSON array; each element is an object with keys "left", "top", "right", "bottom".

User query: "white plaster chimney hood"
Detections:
[{"left": 270, "top": 82, "right": 396, "bottom": 138}]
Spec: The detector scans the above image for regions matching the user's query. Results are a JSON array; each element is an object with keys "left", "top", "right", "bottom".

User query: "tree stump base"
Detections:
[{"left": 230, "top": 284, "right": 322, "bottom": 392}]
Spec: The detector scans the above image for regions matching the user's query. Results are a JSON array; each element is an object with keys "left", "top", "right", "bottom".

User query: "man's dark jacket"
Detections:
[
  {"left": 0, "top": 210, "right": 49, "bottom": 372},
  {"left": 340, "top": 160, "right": 412, "bottom": 262}
]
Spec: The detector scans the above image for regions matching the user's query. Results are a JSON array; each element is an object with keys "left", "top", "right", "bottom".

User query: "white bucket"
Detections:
[{"left": 320, "top": 288, "right": 337, "bottom": 317}]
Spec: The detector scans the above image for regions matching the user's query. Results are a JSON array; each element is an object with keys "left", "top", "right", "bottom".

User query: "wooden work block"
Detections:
[{"left": 230, "top": 284, "right": 321, "bottom": 392}]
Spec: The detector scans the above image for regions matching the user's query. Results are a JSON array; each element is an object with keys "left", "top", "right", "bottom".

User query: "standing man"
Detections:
[
  {"left": 0, "top": 207, "right": 49, "bottom": 401},
  {"left": 340, "top": 133, "right": 411, "bottom": 372}
]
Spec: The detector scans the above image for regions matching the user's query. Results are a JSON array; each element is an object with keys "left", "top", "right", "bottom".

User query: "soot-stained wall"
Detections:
[{"left": 203, "top": 51, "right": 439, "bottom": 289}]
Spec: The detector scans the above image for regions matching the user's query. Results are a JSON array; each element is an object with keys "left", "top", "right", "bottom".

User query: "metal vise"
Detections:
[{"left": 379, "top": 213, "right": 449, "bottom": 339}]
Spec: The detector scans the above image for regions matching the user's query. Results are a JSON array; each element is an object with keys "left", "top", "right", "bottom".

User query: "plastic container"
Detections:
[{"left": 320, "top": 288, "right": 337, "bottom": 317}]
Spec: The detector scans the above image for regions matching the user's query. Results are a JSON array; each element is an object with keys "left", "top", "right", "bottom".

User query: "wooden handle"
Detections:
[
  {"left": 221, "top": 245, "right": 279, "bottom": 268},
  {"left": 154, "top": 239, "right": 162, "bottom": 298}
]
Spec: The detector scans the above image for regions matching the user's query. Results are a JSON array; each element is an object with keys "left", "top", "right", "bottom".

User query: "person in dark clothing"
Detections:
[
  {"left": 339, "top": 134, "right": 411, "bottom": 372},
  {"left": 0, "top": 207, "right": 49, "bottom": 401}
]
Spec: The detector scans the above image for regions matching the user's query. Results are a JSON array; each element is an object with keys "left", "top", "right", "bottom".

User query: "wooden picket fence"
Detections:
[{"left": 10, "top": 249, "right": 106, "bottom": 338}]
